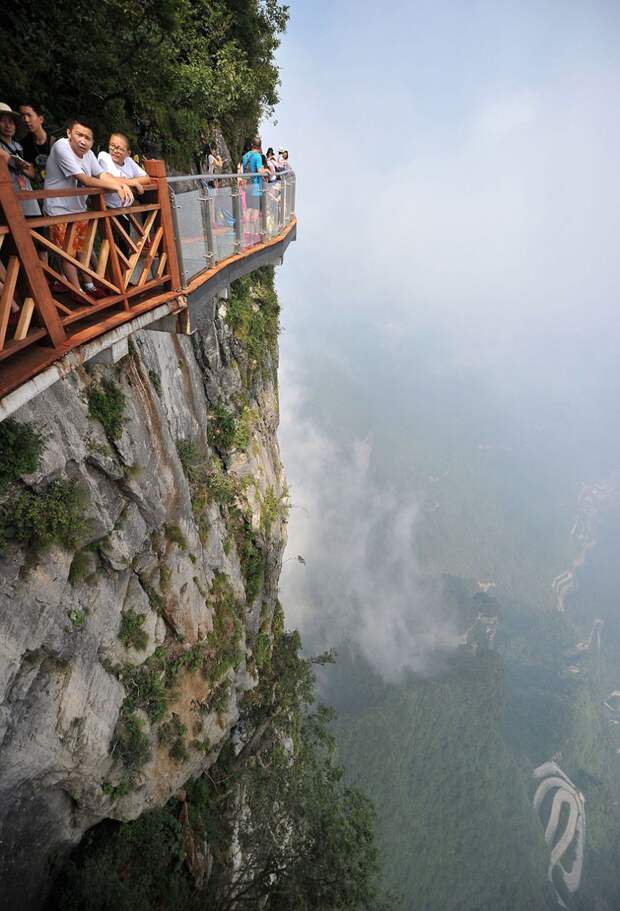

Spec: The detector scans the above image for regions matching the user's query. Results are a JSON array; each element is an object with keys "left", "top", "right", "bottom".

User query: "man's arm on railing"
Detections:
[
  {"left": 124, "top": 174, "right": 152, "bottom": 188},
  {"left": 73, "top": 171, "right": 134, "bottom": 205},
  {"left": 110, "top": 173, "right": 151, "bottom": 197}
]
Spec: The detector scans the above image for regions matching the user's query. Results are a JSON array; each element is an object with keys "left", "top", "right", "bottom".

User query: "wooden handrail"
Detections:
[
  {"left": 26, "top": 203, "right": 160, "bottom": 229},
  {"left": 0, "top": 159, "right": 66, "bottom": 348},
  {"left": 0, "top": 156, "right": 172, "bottom": 360},
  {"left": 16, "top": 182, "right": 157, "bottom": 201},
  {"left": 144, "top": 159, "right": 182, "bottom": 291}
]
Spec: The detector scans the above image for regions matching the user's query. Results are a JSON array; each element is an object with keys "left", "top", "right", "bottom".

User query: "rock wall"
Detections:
[{"left": 0, "top": 285, "right": 287, "bottom": 909}]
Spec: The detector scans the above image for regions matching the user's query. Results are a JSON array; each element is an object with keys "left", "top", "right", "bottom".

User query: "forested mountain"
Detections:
[{"left": 326, "top": 565, "right": 620, "bottom": 911}]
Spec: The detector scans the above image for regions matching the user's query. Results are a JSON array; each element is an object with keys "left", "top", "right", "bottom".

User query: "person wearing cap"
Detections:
[{"left": 0, "top": 102, "right": 40, "bottom": 216}]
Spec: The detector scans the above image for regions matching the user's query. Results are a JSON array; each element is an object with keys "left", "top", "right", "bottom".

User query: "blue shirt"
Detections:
[{"left": 242, "top": 150, "right": 263, "bottom": 197}]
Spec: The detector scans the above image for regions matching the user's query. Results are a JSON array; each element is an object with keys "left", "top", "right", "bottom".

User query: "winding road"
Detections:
[{"left": 533, "top": 762, "right": 586, "bottom": 907}]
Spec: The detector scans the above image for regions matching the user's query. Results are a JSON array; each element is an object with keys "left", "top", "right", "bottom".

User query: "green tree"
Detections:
[
  {"left": 49, "top": 629, "right": 393, "bottom": 910},
  {"left": 0, "top": 0, "right": 288, "bottom": 166}
]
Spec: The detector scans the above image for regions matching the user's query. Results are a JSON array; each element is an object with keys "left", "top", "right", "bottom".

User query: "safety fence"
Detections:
[
  {"left": 0, "top": 158, "right": 296, "bottom": 399},
  {"left": 169, "top": 171, "right": 296, "bottom": 285}
]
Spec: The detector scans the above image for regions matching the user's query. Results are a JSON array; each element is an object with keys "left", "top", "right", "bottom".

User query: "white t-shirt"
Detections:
[
  {"left": 43, "top": 138, "right": 104, "bottom": 216},
  {"left": 98, "top": 151, "right": 146, "bottom": 208}
]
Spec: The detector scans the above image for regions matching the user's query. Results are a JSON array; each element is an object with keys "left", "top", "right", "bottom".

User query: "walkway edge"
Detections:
[{"left": 0, "top": 300, "right": 182, "bottom": 422}]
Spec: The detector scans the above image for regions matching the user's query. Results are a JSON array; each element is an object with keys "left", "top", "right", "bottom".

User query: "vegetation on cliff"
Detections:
[
  {"left": 48, "top": 628, "right": 392, "bottom": 910},
  {"left": 0, "top": 418, "right": 88, "bottom": 553}
]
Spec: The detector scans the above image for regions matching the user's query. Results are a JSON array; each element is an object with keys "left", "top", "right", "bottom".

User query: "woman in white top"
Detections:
[
  {"left": 203, "top": 142, "right": 223, "bottom": 177},
  {"left": 265, "top": 147, "right": 278, "bottom": 183}
]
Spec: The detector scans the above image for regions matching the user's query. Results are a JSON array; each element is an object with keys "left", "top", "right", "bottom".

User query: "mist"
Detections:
[
  {"left": 268, "top": 0, "right": 620, "bottom": 674},
  {"left": 279, "top": 365, "right": 462, "bottom": 679}
]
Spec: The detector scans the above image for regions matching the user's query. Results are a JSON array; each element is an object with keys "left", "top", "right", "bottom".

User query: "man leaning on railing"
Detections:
[
  {"left": 43, "top": 116, "right": 134, "bottom": 301},
  {"left": 98, "top": 132, "right": 151, "bottom": 256},
  {"left": 98, "top": 132, "right": 150, "bottom": 205}
]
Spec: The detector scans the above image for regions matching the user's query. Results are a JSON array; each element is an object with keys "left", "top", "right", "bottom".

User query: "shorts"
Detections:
[
  {"left": 245, "top": 194, "right": 260, "bottom": 210},
  {"left": 50, "top": 220, "right": 89, "bottom": 257}
]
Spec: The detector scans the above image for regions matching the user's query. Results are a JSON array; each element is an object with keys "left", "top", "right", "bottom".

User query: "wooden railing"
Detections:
[
  {"left": 0, "top": 158, "right": 181, "bottom": 375},
  {"left": 0, "top": 159, "right": 296, "bottom": 403}
]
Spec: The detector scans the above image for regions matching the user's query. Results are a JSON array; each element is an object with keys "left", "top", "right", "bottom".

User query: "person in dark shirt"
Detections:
[
  {"left": 18, "top": 102, "right": 54, "bottom": 183},
  {"left": 0, "top": 102, "right": 39, "bottom": 215}
]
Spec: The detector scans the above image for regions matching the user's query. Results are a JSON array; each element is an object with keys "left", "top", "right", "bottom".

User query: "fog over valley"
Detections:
[
  {"left": 269, "top": 2, "right": 620, "bottom": 907},
  {"left": 274, "top": 0, "right": 620, "bottom": 656}
]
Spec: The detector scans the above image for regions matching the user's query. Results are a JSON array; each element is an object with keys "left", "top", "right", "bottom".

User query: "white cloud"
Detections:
[
  {"left": 473, "top": 92, "right": 540, "bottom": 139},
  {"left": 279, "top": 354, "right": 460, "bottom": 681}
]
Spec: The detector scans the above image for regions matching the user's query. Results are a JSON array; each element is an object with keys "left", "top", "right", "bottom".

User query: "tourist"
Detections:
[
  {"left": 98, "top": 132, "right": 150, "bottom": 258},
  {"left": 199, "top": 140, "right": 223, "bottom": 193},
  {"left": 277, "top": 148, "right": 291, "bottom": 172},
  {"left": 0, "top": 102, "right": 40, "bottom": 216},
  {"left": 265, "top": 147, "right": 278, "bottom": 182},
  {"left": 44, "top": 116, "right": 134, "bottom": 301},
  {"left": 98, "top": 132, "right": 150, "bottom": 206},
  {"left": 203, "top": 142, "right": 223, "bottom": 178},
  {"left": 241, "top": 135, "right": 268, "bottom": 241},
  {"left": 18, "top": 102, "right": 55, "bottom": 183}
]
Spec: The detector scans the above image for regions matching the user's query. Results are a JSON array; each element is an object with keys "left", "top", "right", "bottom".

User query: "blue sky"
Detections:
[{"left": 266, "top": 1, "right": 620, "bottom": 670}]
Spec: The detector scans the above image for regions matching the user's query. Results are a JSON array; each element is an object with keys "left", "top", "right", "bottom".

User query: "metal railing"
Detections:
[{"left": 167, "top": 171, "right": 296, "bottom": 286}]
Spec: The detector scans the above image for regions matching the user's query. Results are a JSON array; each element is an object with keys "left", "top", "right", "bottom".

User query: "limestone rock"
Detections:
[{"left": 0, "top": 300, "right": 286, "bottom": 909}]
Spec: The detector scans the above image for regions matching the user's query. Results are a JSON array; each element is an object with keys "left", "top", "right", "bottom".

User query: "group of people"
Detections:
[
  {"left": 202, "top": 137, "right": 291, "bottom": 181},
  {"left": 0, "top": 102, "right": 149, "bottom": 301},
  {"left": 235, "top": 135, "right": 293, "bottom": 237},
  {"left": 244, "top": 142, "right": 291, "bottom": 182},
  {"left": 0, "top": 103, "right": 293, "bottom": 306}
]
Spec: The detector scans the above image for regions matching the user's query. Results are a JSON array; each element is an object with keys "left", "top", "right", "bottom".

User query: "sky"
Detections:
[{"left": 263, "top": 0, "right": 620, "bottom": 678}]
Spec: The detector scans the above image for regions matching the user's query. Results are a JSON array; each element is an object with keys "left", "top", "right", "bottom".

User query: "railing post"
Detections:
[
  {"left": 169, "top": 186, "right": 189, "bottom": 286},
  {"left": 144, "top": 159, "right": 183, "bottom": 290},
  {"left": 277, "top": 175, "right": 286, "bottom": 233},
  {"left": 0, "top": 159, "right": 66, "bottom": 348},
  {"left": 199, "top": 188, "right": 216, "bottom": 269},
  {"left": 259, "top": 180, "right": 267, "bottom": 244},
  {"left": 231, "top": 178, "right": 242, "bottom": 255}
]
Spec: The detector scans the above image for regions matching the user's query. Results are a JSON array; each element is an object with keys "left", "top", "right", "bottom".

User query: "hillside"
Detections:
[{"left": 328, "top": 568, "right": 620, "bottom": 911}]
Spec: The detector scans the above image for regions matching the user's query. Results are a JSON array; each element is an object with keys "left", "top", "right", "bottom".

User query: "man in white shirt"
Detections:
[
  {"left": 98, "top": 133, "right": 152, "bottom": 257},
  {"left": 44, "top": 117, "right": 133, "bottom": 299},
  {"left": 97, "top": 133, "right": 151, "bottom": 208}
]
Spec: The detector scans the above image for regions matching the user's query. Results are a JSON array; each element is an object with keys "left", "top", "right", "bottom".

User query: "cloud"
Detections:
[
  {"left": 279, "top": 355, "right": 460, "bottom": 681},
  {"left": 271, "top": 1, "right": 620, "bottom": 675},
  {"left": 473, "top": 92, "right": 540, "bottom": 139}
]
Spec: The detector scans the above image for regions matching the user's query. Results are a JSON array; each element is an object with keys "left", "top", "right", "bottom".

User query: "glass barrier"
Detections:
[{"left": 168, "top": 171, "right": 296, "bottom": 285}]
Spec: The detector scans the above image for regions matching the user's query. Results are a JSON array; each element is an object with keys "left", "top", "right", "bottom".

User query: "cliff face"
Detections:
[{"left": 0, "top": 276, "right": 287, "bottom": 909}]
